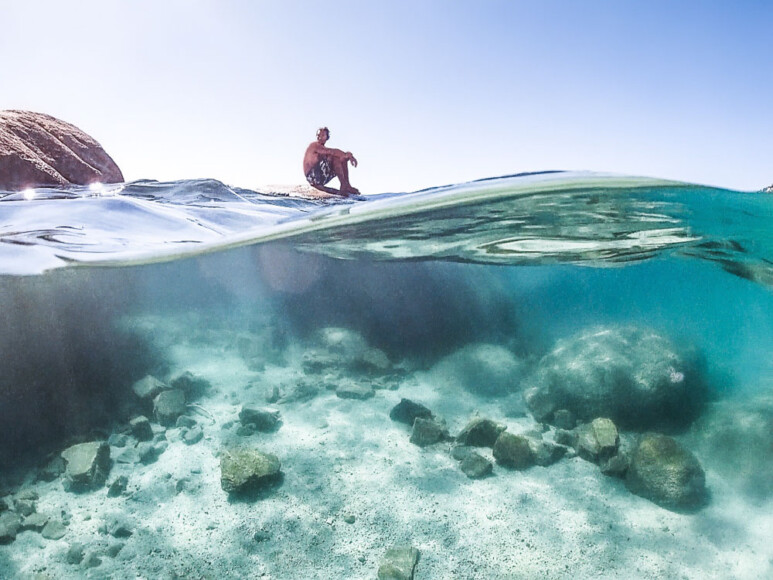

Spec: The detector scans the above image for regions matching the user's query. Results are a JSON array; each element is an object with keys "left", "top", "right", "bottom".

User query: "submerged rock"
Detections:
[
  {"left": 528, "top": 438, "right": 567, "bottom": 467},
  {"left": 170, "top": 371, "right": 211, "bottom": 401},
  {"left": 0, "top": 110, "right": 123, "bottom": 191},
  {"left": 239, "top": 406, "right": 281, "bottom": 432},
  {"left": 61, "top": 441, "right": 111, "bottom": 492},
  {"left": 41, "top": 519, "right": 67, "bottom": 540},
  {"left": 335, "top": 383, "right": 375, "bottom": 400},
  {"left": 377, "top": 546, "right": 419, "bottom": 580},
  {"left": 625, "top": 433, "right": 707, "bottom": 511},
  {"left": 525, "top": 327, "right": 705, "bottom": 429},
  {"left": 131, "top": 375, "right": 167, "bottom": 400},
  {"left": 107, "top": 475, "right": 128, "bottom": 497},
  {"left": 220, "top": 448, "right": 282, "bottom": 495},
  {"left": 492, "top": 432, "right": 533, "bottom": 469},
  {"left": 0, "top": 512, "right": 21, "bottom": 544},
  {"left": 153, "top": 389, "right": 186, "bottom": 426},
  {"left": 409, "top": 417, "right": 449, "bottom": 447},
  {"left": 576, "top": 418, "right": 619, "bottom": 463},
  {"left": 460, "top": 452, "right": 494, "bottom": 479},
  {"left": 389, "top": 398, "right": 433, "bottom": 426},
  {"left": 21, "top": 512, "right": 50, "bottom": 531},
  {"left": 456, "top": 417, "right": 506, "bottom": 448},
  {"left": 129, "top": 416, "right": 154, "bottom": 442}
]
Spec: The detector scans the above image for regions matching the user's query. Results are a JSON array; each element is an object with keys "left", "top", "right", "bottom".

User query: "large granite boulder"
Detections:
[
  {"left": 625, "top": 433, "right": 707, "bottom": 511},
  {"left": 524, "top": 327, "right": 705, "bottom": 429},
  {"left": 0, "top": 110, "right": 123, "bottom": 191}
]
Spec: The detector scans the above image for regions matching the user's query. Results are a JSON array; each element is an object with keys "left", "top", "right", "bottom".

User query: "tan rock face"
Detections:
[{"left": 0, "top": 110, "right": 123, "bottom": 191}]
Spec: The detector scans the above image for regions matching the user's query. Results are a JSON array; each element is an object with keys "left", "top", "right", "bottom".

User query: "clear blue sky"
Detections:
[{"left": 3, "top": 1, "right": 771, "bottom": 192}]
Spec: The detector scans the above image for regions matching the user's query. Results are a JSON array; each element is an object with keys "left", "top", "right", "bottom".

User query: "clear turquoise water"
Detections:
[{"left": 1, "top": 172, "right": 772, "bottom": 578}]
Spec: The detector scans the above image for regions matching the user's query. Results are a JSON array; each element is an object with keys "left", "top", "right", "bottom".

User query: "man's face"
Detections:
[{"left": 318, "top": 130, "right": 329, "bottom": 144}]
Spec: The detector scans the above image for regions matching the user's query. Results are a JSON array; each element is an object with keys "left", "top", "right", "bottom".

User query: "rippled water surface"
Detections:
[{"left": 1, "top": 172, "right": 772, "bottom": 579}]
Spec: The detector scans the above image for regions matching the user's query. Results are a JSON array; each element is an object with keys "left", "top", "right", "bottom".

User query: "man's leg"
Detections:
[{"left": 331, "top": 157, "right": 359, "bottom": 195}]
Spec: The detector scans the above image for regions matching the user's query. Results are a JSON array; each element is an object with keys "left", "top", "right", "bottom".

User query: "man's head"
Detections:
[{"left": 316, "top": 127, "right": 330, "bottom": 143}]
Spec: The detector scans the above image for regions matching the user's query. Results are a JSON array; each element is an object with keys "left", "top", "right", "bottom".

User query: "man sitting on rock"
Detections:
[{"left": 303, "top": 127, "right": 360, "bottom": 196}]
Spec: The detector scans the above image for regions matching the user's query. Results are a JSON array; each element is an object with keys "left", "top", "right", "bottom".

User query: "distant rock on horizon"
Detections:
[
  {"left": 763, "top": 184, "right": 773, "bottom": 193},
  {"left": 0, "top": 110, "right": 123, "bottom": 192}
]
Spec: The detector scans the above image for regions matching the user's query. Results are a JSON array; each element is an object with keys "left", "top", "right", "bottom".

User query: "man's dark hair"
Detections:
[{"left": 316, "top": 127, "right": 330, "bottom": 139}]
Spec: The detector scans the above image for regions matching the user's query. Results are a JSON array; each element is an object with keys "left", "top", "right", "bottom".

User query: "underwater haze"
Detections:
[{"left": 1, "top": 173, "right": 772, "bottom": 579}]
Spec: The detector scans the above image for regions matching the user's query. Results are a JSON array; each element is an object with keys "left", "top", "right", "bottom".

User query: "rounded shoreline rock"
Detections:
[{"left": 0, "top": 110, "right": 123, "bottom": 191}]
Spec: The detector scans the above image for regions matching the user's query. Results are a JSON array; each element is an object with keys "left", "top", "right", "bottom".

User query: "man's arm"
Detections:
[{"left": 313, "top": 143, "right": 356, "bottom": 164}]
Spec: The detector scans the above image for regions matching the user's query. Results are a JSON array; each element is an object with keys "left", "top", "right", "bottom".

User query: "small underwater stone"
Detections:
[
  {"left": 239, "top": 405, "right": 281, "bottom": 432},
  {"left": 104, "top": 514, "right": 134, "bottom": 538},
  {"left": 552, "top": 409, "right": 577, "bottom": 430},
  {"left": 41, "top": 520, "right": 67, "bottom": 540},
  {"left": 460, "top": 452, "right": 493, "bottom": 479},
  {"left": 389, "top": 398, "right": 433, "bottom": 426},
  {"left": 220, "top": 448, "right": 282, "bottom": 495},
  {"left": 625, "top": 433, "right": 707, "bottom": 512},
  {"left": 21, "top": 512, "right": 49, "bottom": 531},
  {"left": 554, "top": 429, "right": 578, "bottom": 449},
  {"left": 0, "top": 512, "right": 21, "bottom": 543},
  {"left": 410, "top": 417, "right": 449, "bottom": 447},
  {"left": 107, "top": 541, "right": 125, "bottom": 558},
  {"left": 170, "top": 371, "right": 211, "bottom": 400},
  {"left": 456, "top": 417, "right": 506, "bottom": 448},
  {"left": 131, "top": 375, "right": 167, "bottom": 400},
  {"left": 115, "top": 447, "right": 141, "bottom": 465},
  {"left": 492, "top": 432, "right": 534, "bottom": 470},
  {"left": 13, "top": 498, "right": 36, "bottom": 516},
  {"left": 336, "top": 383, "right": 375, "bottom": 400},
  {"left": 16, "top": 489, "right": 39, "bottom": 501},
  {"left": 107, "top": 476, "right": 128, "bottom": 497},
  {"left": 450, "top": 445, "right": 476, "bottom": 461},
  {"left": 183, "top": 426, "right": 204, "bottom": 445},
  {"left": 61, "top": 441, "right": 111, "bottom": 492},
  {"left": 577, "top": 418, "right": 619, "bottom": 464},
  {"left": 528, "top": 438, "right": 567, "bottom": 467},
  {"left": 600, "top": 452, "right": 630, "bottom": 478},
  {"left": 66, "top": 542, "right": 85, "bottom": 564},
  {"left": 83, "top": 552, "right": 102, "bottom": 568},
  {"left": 153, "top": 389, "right": 186, "bottom": 426},
  {"left": 176, "top": 415, "right": 197, "bottom": 429},
  {"left": 343, "top": 514, "right": 356, "bottom": 524},
  {"left": 129, "top": 416, "right": 154, "bottom": 442},
  {"left": 107, "top": 433, "right": 129, "bottom": 448},
  {"left": 377, "top": 546, "right": 419, "bottom": 580}
]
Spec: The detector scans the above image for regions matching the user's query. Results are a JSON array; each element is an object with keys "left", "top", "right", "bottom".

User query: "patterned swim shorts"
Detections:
[{"left": 305, "top": 158, "right": 336, "bottom": 187}]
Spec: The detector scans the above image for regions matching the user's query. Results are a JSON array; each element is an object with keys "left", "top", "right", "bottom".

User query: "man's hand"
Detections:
[{"left": 346, "top": 152, "right": 358, "bottom": 168}]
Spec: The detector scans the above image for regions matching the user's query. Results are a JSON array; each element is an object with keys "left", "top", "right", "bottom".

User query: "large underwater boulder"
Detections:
[
  {"left": 524, "top": 327, "right": 705, "bottom": 429},
  {"left": 625, "top": 433, "right": 707, "bottom": 511},
  {"left": 0, "top": 110, "right": 123, "bottom": 191}
]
